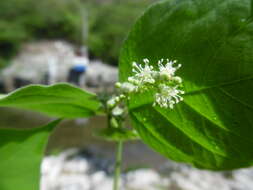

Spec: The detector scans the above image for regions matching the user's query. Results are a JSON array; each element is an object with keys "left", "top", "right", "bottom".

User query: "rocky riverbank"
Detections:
[
  {"left": 0, "top": 40, "right": 118, "bottom": 93},
  {"left": 41, "top": 148, "right": 253, "bottom": 190}
]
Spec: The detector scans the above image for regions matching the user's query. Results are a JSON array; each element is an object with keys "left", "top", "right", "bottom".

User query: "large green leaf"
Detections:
[
  {"left": 0, "top": 83, "right": 102, "bottom": 118},
  {"left": 120, "top": 0, "right": 253, "bottom": 170},
  {"left": 0, "top": 119, "right": 61, "bottom": 190}
]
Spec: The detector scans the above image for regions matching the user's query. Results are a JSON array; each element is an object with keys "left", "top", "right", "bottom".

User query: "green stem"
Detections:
[{"left": 113, "top": 141, "right": 123, "bottom": 190}]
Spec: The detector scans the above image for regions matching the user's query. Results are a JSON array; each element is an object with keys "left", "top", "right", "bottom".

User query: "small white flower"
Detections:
[
  {"left": 154, "top": 84, "right": 184, "bottom": 109},
  {"left": 120, "top": 82, "right": 137, "bottom": 93},
  {"left": 107, "top": 97, "right": 117, "bottom": 108},
  {"left": 127, "top": 76, "right": 140, "bottom": 85},
  {"left": 112, "top": 106, "right": 124, "bottom": 116},
  {"left": 107, "top": 96, "right": 121, "bottom": 108},
  {"left": 172, "top": 76, "right": 183, "bottom": 84},
  {"left": 119, "top": 94, "right": 126, "bottom": 99},
  {"left": 158, "top": 59, "right": 181, "bottom": 80},
  {"left": 143, "top": 58, "right": 150, "bottom": 64},
  {"left": 115, "top": 82, "right": 122, "bottom": 88},
  {"left": 131, "top": 60, "right": 155, "bottom": 85}
]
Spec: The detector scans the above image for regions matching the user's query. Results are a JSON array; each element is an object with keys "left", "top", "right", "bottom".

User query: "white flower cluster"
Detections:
[
  {"left": 107, "top": 58, "right": 184, "bottom": 110},
  {"left": 153, "top": 84, "right": 184, "bottom": 109}
]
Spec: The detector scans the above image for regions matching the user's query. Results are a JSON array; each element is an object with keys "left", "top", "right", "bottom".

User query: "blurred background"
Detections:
[{"left": 1, "top": 0, "right": 253, "bottom": 190}]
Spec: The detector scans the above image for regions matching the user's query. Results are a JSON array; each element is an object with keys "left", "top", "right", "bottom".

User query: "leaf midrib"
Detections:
[
  {"left": 0, "top": 94, "right": 99, "bottom": 110},
  {"left": 185, "top": 75, "right": 253, "bottom": 95}
]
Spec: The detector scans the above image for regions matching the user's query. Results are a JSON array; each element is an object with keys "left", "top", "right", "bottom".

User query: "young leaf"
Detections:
[
  {"left": 0, "top": 119, "right": 61, "bottom": 190},
  {"left": 120, "top": 0, "right": 253, "bottom": 170},
  {"left": 0, "top": 83, "right": 102, "bottom": 118},
  {"left": 94, "top": 128, "right": 139, "bottom": 142}
]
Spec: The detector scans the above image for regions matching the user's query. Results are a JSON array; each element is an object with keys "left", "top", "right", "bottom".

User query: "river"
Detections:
[{"left": 0, "top": 107, "right": 167, "bottom": 169}]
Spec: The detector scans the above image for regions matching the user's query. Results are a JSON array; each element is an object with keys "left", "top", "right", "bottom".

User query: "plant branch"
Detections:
[{"left": 113, "top": 141, "right": 123, "bottom": 190}]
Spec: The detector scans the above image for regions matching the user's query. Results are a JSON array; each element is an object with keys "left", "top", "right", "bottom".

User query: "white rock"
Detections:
[
  {"left": 41, "top": 175, "right": 91, "bottom": 190},
  {"left": 90, "top": 171, "right": 113, "bottom": 190},
  {"left": 125, "top": 169, "right": 166, "bottom": 190},
  {"left": 168, "top": 169, "right": 230, "bottom": 190},
  {"left": 63, "top": 158, "right": 89, "bottom": 174},
  {"left": 40, "top": 149, "right": 253, "bottom": 190},
  {"left": 84, "top": 60, "right": 118, "bottom": 88}
]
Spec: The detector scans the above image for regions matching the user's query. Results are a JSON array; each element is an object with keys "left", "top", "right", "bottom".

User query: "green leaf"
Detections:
[
  {"left": 0, "top": 83, "right": 102, "bottom": 118},
  {"left": 119, "top": 0, "right": 253, "bottom": 170},
  {"left": 0, "top": 94, "right": 6, "bottom": 99},
  {"left": 0, "top": 119, "right": 61, "bottom": 190},
  {"left": 94, "top": 127, "right": 139, "bottom": 142}
]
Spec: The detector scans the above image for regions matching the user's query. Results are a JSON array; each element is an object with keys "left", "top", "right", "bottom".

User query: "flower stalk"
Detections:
[{"left": 113, "top": 141, "right": 123, "bottom": 190}]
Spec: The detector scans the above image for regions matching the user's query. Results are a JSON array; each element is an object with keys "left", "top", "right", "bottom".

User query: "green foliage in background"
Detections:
[
  {"left": 0, "top": 0, "right": 82, "bottom": 68},
  {"left": 0, "top": 0, "right": 155, "bottom": 68},
  {"left": 120, "top": 0, "right": 253, "bottom": 170},
  {"left": 87, "top": 0, "right": 154, "bottom": 65}
]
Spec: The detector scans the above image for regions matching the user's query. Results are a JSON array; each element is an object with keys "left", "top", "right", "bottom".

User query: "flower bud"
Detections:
[{"left": 112, "top": 106, "right": 124, "bottom": 116}]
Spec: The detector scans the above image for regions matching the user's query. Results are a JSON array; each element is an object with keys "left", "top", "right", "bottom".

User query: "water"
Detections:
[{"left": 0, "top": 107, "right": 166, "bottom": 169}]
